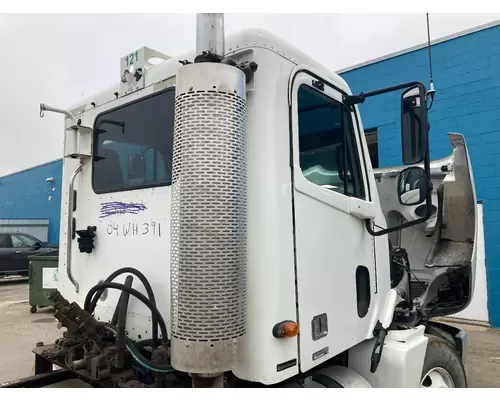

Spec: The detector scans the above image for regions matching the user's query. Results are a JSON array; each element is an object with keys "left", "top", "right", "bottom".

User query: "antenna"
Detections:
[{"left": 426, "top": 13, "right": 436, "bottom": 110}]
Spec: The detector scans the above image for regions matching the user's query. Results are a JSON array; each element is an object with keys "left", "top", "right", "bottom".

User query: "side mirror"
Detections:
[
  {"left": 401, "top": 85, "right": 428, "bottom": 165},
  {"left": 346, "top": 80, "right": 433, "bottom": 237},
  {"left": 33, "top": 242, "right": 42, "bottom": 250},
  {"left": 397, "top": 166, "right": 429, "bottom": 206},
  {"left": 128, "top": 154, "right": 146, "bottom": 180}
]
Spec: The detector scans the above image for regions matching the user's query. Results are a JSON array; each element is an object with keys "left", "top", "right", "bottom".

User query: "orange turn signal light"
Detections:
[{"left": 273, "top": 320, "right": 300, "bottom": 339}]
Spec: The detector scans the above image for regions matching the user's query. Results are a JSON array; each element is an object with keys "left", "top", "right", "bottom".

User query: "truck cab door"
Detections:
[{"left": 290, "top": 71, "right": 378, "bottom": 372}]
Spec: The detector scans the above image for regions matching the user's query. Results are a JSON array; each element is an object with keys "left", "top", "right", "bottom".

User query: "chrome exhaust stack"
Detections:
[
  {"left": 170, "top": 13, "right": 248, "bottom": 387},
  {"left": 196, "top": 13, "right": 225, "bottom": 57}
]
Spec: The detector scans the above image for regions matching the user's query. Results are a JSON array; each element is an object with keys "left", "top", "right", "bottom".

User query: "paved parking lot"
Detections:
[
  {"left": 1, "top": 280, "right": 499, "bottom": 386},
  {"left": 0, "top": 279, "right": 60, "bottom": 382},
  {"left": 458, "top": 322, "right": 500, "bottom": 387}
]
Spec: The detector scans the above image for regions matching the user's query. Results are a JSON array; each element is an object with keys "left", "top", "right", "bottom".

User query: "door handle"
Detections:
[{"left": 13, "top": 250, "right": 22, "bottom": 254}]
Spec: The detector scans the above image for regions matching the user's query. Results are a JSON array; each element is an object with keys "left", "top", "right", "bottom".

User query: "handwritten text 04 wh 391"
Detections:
[{"left": 106, "top": 221, "right": 162, "bottom": 237}]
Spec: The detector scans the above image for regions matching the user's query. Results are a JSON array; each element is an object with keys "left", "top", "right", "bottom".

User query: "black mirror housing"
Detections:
[
  {"left": 401, "top": 84, "right": 428, "bottom": 165},
  {"left": 397, "top": 166, "right": 429, "bottom": 206}
]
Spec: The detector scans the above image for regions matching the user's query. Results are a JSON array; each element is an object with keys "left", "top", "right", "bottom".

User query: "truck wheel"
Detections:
[{"left": 420, "top": 335, "right": 467, "bottom": 388}]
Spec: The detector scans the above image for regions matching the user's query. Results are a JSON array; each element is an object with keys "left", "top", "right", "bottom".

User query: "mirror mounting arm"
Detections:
[
  {"left": 367, "top": 153, "right": 433, "bottom": 237},
  {"left": 365, "top": 207, "right": 432, "bottom": 237},
  {"left": 365, "top": 196, "right": 433, "bottom": 237},
  {"left": 343, "top": 94, "right": 366, "bottom": 107},
  {"left": 344, "top": 81, "right": 425, "bottom": 107}
]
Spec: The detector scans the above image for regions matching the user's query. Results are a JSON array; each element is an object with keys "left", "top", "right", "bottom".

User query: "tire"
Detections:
[
  {"left": 30, "top": 305, "right": 37, "bottom": 314},
  {"left": 420, "top": 334, "right": 467, "bottom": 388},
  {"left": 426, "top": 324, "right": 456, "bottom": 347}
]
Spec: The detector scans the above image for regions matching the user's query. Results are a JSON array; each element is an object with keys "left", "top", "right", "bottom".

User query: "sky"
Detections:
[{"left": 1, "top": 13, "right": 500, "bottom": 176}]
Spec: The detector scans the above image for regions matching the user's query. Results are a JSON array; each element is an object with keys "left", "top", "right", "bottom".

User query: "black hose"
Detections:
[
  {"left": 84, "top": 282, "right": 169, "bottom": 346},
  {"left": 88, "top": 267, "right": 157, "bottom": 312},
  {"left": 115, "top": 275, "right": 133, "bottom": 328},
  {"left": 115, "top": 275, "right": 133, "bottom": 369},
  {"left": 135, "top": 338, "right": 162, "bottom": 349},
  {"left": 87, "top": 267, "right": 158, "bottom": 346},
  {"left": 111, "top": 302, "right": 120, "bottom": 328}
]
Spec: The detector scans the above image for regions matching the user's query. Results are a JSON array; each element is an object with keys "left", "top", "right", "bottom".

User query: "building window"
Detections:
[{"left": 365, "top": 129, "right": 379, "bottom": 169}]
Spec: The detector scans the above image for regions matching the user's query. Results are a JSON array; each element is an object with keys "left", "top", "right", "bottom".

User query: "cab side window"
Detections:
[{"left": 297, "top": 84, "right": 364, "bottom": 199}]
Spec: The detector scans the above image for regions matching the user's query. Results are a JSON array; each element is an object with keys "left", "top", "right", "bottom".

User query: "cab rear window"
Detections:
[{"left": 92, "top": 88, "right": 175, "bottom": 194}]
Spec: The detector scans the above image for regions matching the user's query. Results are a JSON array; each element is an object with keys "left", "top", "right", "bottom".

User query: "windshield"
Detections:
[{"left": 92, "top": 88, "right": 175, "bottom": 193}]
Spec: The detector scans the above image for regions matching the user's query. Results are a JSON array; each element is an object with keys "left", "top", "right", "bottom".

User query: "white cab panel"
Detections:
[{"left": 348, "top": 326, "right": 428, "bottom": 388}]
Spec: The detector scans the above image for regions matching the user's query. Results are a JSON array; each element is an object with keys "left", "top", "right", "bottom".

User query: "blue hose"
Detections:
[{"left": 126, "top": 344, "right": 175, "bottom": 373}]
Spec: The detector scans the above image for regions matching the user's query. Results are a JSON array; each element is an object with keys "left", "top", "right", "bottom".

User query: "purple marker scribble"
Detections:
[{"left": 100, "top": 201, "right": 147, "bottom": 218}]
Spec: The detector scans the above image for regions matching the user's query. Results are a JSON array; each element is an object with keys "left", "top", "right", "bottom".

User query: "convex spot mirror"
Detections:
[
  {"left": 397, "top": 166, "right": 429, "bottom": 206},
  {"left": 401, "top": 85, "right": 428, "bottom": 165}
]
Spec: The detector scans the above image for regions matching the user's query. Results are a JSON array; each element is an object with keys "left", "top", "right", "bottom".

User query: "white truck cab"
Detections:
[{"left": 6, "top": 15, "right": 477, "bottom": 389}]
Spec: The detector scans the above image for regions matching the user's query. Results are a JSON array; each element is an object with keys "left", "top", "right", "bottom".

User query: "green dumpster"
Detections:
[{"left": 28, "top": 250, "right": 59, "bottom": 314}]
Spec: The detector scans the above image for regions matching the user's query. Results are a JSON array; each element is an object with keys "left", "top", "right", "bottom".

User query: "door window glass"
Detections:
[{"left": 297, "top": 84, "right": 364, "bottom": 199}]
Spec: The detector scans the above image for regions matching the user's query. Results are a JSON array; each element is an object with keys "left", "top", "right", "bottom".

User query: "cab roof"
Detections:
[{"left": 69, "top": 28, "right": 351, "bottom": 113}]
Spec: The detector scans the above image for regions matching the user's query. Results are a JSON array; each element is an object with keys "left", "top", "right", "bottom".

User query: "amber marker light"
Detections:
[{"left": 272, "top": 320, "right": 300, "bottom": 338}]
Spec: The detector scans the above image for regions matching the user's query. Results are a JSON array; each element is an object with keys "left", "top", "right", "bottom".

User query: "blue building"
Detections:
[
  {"left": 339, "top": 20, "right": 500, "bottom": 327},
  {"left": 0, "top": 159, "right": 62, "bottom": 245},
  {"left": 1, "top": 20, "right": 498, "bottom": 326}
]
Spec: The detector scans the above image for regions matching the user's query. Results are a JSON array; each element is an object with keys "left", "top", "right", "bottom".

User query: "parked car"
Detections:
[{"left": 0, "top": 232, "right": 58, "bottom": 276}]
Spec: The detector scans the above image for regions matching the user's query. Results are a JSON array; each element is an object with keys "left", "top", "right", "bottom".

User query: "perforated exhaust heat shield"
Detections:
[{"left": 170, "top": 62, "right": 248, "bottom": 374}]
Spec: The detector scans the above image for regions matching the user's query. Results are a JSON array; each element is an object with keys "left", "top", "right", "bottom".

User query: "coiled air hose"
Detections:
[
  {"left": 85, "top": 267, "right": 160, "bottom": 347},
  {"left": 84, "top": 269, "right": 173, "bottom": 373},
  {"left": 84, "top": 282, "right": 169, "bottom": 347}
]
